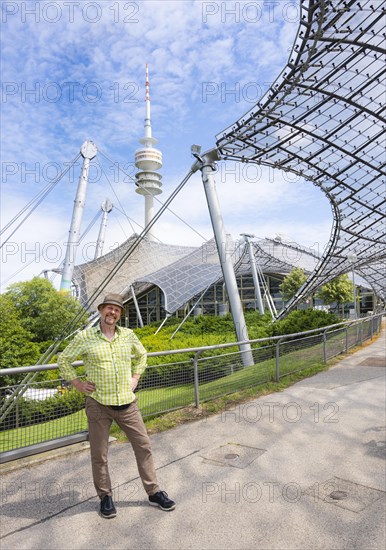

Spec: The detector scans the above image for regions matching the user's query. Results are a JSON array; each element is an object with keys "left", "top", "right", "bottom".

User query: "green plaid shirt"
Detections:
[{"left": 58, "top": 325, "right": 147, "bottom": 406}]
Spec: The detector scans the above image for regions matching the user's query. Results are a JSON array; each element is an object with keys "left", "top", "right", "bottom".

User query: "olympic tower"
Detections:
[{"left": 135, "top": 64, "right": 163, "bottom": 240}]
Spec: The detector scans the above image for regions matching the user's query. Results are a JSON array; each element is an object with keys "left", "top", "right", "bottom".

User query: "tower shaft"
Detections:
[{"left": 135, "top": 64, "right": 163, "bottom": 241}]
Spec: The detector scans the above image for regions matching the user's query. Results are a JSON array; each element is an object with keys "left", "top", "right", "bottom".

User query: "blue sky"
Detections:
[{"left": 1, "top": 0, "right": 333, "bottom": 291}]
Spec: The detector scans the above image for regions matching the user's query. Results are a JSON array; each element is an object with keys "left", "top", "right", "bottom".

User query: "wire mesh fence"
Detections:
[
  {"left": 194, "top": 345, "right": 272, "bottom": 404},
  {"left": 325, "top": 327, "right": 347, "bottom": 361},
  {"left": 0, "top": 379, "right": 87, "bottom": 452},
  {"left": 0, "top": 314, "right": 383, "bottom": 462},
  {"left": 137, "top": 358, "right": 196, "bottom": 418},
  {"left": 0, "top": 378, "right": 87, "bottom": 454},
  {"left": 277, "top": 333, "right": 325, "bottom": 379}
]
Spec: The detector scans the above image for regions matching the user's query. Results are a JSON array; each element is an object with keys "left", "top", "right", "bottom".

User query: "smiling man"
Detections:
[{"left": 58, "top": 293, "right": 176, "bottom": 518}]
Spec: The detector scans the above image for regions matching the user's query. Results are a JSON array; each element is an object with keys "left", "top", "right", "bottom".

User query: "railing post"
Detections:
[
  {"left": 323, "top": 329, "right": 328, "bottom": 364},
  {"left": 275, "top": 339, "right": 281, "bottom": 382},
  {"left": 345, "top": 326, "right": 349, "bottom": 353},
  {"left": 193, "top": 351, "right": 202, "bottom": 408}
]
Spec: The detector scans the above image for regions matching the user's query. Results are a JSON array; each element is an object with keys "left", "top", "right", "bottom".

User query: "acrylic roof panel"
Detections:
[
  {"left": 134, "top": 236, "right": 242, "bottom": 313},
  {"left": 256, "top": 237, "right": 320, "bottom": 274},
  {"left": 357, "top": 259, "right": 386, "bottom": 302},
  {"left": 133, "top": 233, "right": 371, "bottom": 315},
  {"left": 73, "top": 234, "right": 197, "bottom": 310},
  {"left": 216, "top": 0, "right": 386, "bottom": 312},
  {"left": 234, "top": 238, "right": 316, "bottom": 277}
]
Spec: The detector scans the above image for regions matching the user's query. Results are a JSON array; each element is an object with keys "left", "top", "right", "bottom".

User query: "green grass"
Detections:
[
  {"left": 0, "top": 409, "right": 87, "bottom": 453},
  {"left": 138, "top": 343, "right": 325, "bottom": 414}
]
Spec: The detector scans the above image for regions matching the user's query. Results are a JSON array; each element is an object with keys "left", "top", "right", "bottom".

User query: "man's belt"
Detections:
[{"left": 109, "top": 403, "right": 132, "bottom": 411}]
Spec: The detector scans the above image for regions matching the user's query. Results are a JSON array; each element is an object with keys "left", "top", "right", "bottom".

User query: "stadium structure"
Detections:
[
  {"left": 73, "top": 231, "right": 377, "bottom": 329},
  {"left": 215, "top": 0, "right": 386, "bottom": 321},
  {"left": 69, "top": 0, "right": 385, "bottom": 332}
]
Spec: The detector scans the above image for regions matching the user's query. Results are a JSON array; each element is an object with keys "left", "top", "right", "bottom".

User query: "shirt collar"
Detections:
[{"left": 95, "top": 323, "right": 122, "bottom": 336}]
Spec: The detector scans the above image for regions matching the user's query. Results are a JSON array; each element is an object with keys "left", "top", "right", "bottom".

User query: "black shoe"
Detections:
[
  {"left": 100, "top": 495, "right": 117, "bottom": 518},
  {"left": 149, "top": 490, "right": 176, "bottom": 511}
]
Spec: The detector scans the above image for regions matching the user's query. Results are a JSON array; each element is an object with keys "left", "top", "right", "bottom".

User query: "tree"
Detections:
[
  {"left": 280, "top": 268, "right": 308, "bottom": 302},
  {"left": 5, "top": 277, "right": 89, "bottom": 342},
  {"left": 316, "top": 274, "right": 354, "bottom": 316},
  {"left": 0, "top": 294, "right": 41, "bottom": 384}
]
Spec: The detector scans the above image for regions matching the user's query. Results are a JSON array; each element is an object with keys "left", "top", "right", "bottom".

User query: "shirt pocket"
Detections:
[
  {"left": 86, "top": 340, "right": 112, "bottom": 367},
  {"left": 115, "top": 342, "right": 132, "bottom": 364}
]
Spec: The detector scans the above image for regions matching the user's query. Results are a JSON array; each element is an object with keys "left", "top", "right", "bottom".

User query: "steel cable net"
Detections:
[
  {"left": 131, "top": 235, "right": 323, "bottom": 315},
  {"left": 215, "top": 0, "right": 386, "bottom": 314},
  {"left": 131, "top": 234, "right": 361, "bottom": 317},
  {"left": 237, "top": 237, "right": 321, "bottom": 276},
  {"left": 72, "top": 234, "right": 197, "bottom": 310},
  {"left": 73, "top": 230, "right": 372, "bottom": 321},
  {"left": 132, "top": 235, "right": 240, "bottom": 314}
]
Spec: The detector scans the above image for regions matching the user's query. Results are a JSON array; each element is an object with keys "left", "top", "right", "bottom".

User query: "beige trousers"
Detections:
[{"left": 85, "top": 397, "right": 160, "bottom": 498}]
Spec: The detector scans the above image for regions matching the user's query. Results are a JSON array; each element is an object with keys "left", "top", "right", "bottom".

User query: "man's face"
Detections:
[{"left": 99, "top": 304, "right": 122, "bottom": 326}]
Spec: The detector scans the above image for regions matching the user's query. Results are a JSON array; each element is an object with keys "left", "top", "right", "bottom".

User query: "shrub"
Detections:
[{"left": 272, "top": 309, "right": 340, "bottom": 336}]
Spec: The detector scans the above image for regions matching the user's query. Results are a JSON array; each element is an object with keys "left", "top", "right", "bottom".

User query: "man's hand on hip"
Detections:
[
  {"left": 131, "top": 375, "right": 140, "bottom": 392},
  {"left": 72, "top": 379, "right": 96, "bottom": 393}
]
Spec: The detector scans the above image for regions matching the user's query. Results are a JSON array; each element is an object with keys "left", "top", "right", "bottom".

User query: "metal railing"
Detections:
[{"left": 0, "top": 313, "right": 383, "bottom": 463}]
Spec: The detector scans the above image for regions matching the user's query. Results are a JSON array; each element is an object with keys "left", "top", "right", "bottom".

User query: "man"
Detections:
[{"left": 58, "top": 293, "right": 176, "bottom": 518}]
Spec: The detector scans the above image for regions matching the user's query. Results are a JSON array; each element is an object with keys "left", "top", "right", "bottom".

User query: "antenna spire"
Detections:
[
  {"left": 145, "top": 63, "right": 150, "bottom": 101},
  {"left": 144, "top": 63, "right": 152, "bottom": 140}
]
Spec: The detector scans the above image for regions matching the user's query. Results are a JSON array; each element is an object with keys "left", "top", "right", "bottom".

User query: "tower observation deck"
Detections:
[{"left": 135, "top": 64, "right": 162, "bottom": 241}]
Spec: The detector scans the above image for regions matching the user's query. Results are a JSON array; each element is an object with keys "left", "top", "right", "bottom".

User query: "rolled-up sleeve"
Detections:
[
  {"left": 58, "top": 332, "right": 85, "bottom": 381},
  {"left": 130, "top": 333, "right": 147, "bottom": 376}
]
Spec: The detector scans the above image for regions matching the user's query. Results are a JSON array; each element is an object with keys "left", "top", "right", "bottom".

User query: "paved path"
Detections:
[{"left": 1, "top": 328, "right": 385, "bottom": 550}]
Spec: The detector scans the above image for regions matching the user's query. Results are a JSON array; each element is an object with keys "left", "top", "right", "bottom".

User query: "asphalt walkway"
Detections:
[{"left": 1, "top": 328, "right": 385, "bottom": 550}]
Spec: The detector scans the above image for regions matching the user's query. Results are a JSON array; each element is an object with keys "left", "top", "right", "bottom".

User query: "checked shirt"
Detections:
[{"left": 58, "top": 325, "right": 147, "bottom": 406}]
